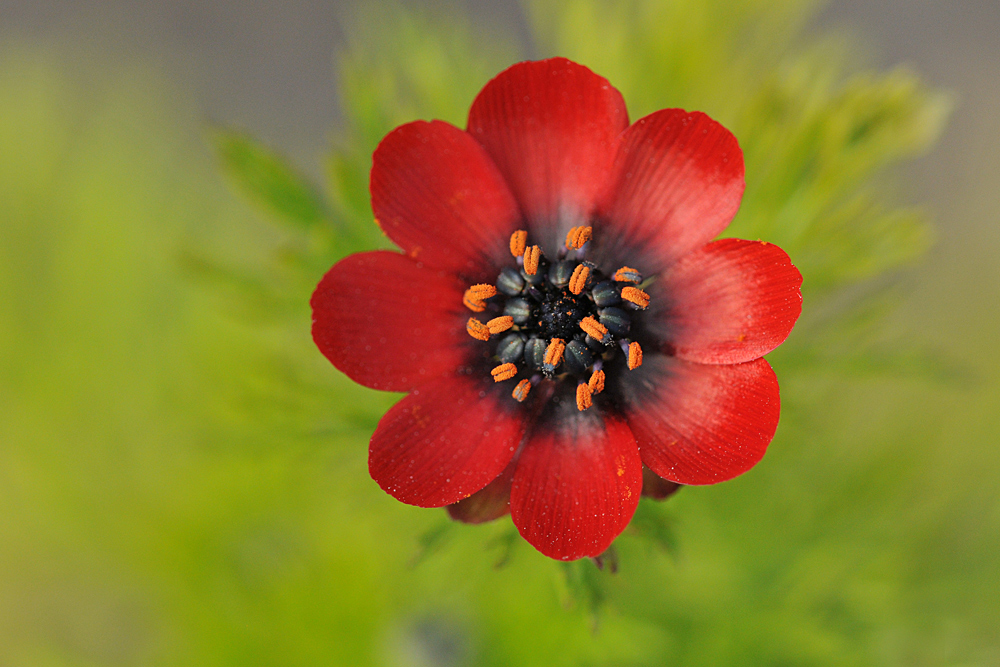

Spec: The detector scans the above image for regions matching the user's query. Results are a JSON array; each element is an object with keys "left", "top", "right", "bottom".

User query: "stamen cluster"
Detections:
[{"left": 463, "top": 226, "right": 650, "bottom": 411}]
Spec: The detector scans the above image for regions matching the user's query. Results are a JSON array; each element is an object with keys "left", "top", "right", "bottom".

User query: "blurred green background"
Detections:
[{"left": 2, "top": 1, "right": 998, "bottom": 665}]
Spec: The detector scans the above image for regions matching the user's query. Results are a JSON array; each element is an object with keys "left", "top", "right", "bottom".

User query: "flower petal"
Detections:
[
  {"left": 447, "top": 458, "right": 515, "bottom": 524},
  {"left": 510, "top": 401, "right": 642, "bottom": 560},
  {"left": 619, "top": 355, "right": 779, "bottom": 485},
  {"left": 371, "top": 120, "right": 522, "bottom": 278},
  {"left": 466, "top": 58, "right": 629, "bottom": 250},
  {"left": 650, "top": 238, "right": 803, "bottom": 364},
  {"left": 311, "top": 251, "right": 472, "bottom": 392},
  {"left": 370, "top": 374, "right": 526, "bottom": 508},
  {"left": 595, "top": 109, "right": 745, "bottom": 272}
]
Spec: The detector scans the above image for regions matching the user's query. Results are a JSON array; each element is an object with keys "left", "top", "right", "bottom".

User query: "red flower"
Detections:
[{"left": 311, "top": 58, "right": 802, "bottom": 561}]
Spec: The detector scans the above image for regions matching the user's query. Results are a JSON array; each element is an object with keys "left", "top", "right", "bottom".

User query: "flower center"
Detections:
[
  {"left": 538, "top": 291, "right": 593, "bottom": 341},
  {"left": 463, "top": 226, "right": 649, "bottom": 411}
]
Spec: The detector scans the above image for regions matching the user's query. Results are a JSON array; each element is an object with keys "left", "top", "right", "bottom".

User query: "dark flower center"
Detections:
[
  {"left": 537, "top": 290, "right": 594, "bottom": 341},
  {"left": 463, "top": 226, "right": 649, "bottom": 411}
]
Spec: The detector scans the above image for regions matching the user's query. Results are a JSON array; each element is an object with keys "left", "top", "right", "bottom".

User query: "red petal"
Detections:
[
  {"left": 370, "top": 374, "right": 526, "bottom": 507},
  {"left": 651, "top": 238, "right": 802, "bottom": 364},
  {"left": 619, "top": 356, "right": 779, "bottom": 485},
  {"left": 447, "top": 458, "right": 514, "bottom": 524},
  {"left": 467, "top": 58, "right": 629, "bottom": 250},
  {"left": 311, "top": 251, "right": 471, "bottom": 392},
  {"left": 510, "top": 404, "right": 642, "bottom": 560},
  {"left": 371, "top": 120, "right": 522, "bottom": 278},
  {"left": 596, "top": 109, "right": 745, "bottom": 272}
]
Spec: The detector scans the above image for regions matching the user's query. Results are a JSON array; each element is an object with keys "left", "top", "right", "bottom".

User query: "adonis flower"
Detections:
[{"left": 311, "top": 58, "right": 802, "bottom": 561}]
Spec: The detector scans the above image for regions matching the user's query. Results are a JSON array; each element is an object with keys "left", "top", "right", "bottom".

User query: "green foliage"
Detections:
[
  {"left": 627, "top": 497, "right": 680, "bottom": 556},
  {"left": 733, "top": 64, "right": 950, "bottom": 289},
  {"left": 205, "top": 129, "right": 348, "bottom": 323},
  {"left": 526, "top": 0, "right": 821, "bottom": 118},
  {"left": 212, "top": 128, "right": 334, "bottom": 232}
]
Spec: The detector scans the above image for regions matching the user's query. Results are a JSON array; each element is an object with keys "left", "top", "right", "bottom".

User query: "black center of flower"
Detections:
[
  {"left": 536, "top": 288, "right": 595, "bottom": 341},
  {"left": 462, "top": 226, "right": 650, "bottom": 411}
]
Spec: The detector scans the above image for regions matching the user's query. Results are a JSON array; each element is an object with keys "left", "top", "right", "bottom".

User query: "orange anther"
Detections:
[
  {"left": 462, "top": 289, "right": 486, "bottom": 313},
  {"left": 466, "top": 318, "right": 490, "bottom": 341},
  {"left": 565, "top": 226, "right": 580, "bottom": 248},
  {"left": 491, "top": 363, "right": 518, "bottom": 382},
  {"left": 509, "top": 230, "right": 528, "bottom": 257},
  {"left": 579, "top": 316, "right": 609, "bottom": 343},
  {"left": 613, "top": 266, "right": 642, "bottom": 283},
  {"left": 512, "top": 379, "right": 532, "bottom": 402},
  {"left": 568, "top": 264, "right": 590, "bottom": 295},
  {"left": 523, "top": 245, "right": 541, "bottom": 275},
  {"left": 486, "top": 316, "right": 514, "bottom": 335},
  {"left": 576, "top": 382, "right": 593, "bottom": 411},
  {"left": 566, "top": 225, "right": 593, "bottom": 249},
  {"left": 627, "top": 341, "right": 643, "bottom": 370},
  {"left": 543, "top": 338, "right": 565, "bottom": 369},
  {"left": 621, "top": 286, "right": 650, "bottom": 309},
  {"left": 468, "top": 283, "right": 497, "bottom": 300},
  {"left": 588, "top": 369, "right": 605, "bottom": 394}
]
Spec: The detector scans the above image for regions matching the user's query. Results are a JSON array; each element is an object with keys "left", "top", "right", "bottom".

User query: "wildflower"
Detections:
[{"left": 311, "top": 58, "right": 802, "bottom": 560}]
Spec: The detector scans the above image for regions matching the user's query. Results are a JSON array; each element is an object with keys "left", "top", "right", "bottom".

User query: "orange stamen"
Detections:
[
  {"left": 462, "top": 289, "right": 486, "bottom": 312},
  {"left": 588, "top": 369, "right": 605, "bottom": 394},
  {"left": 565, "top": 225, "right": 593, "bottom": 249},
  {"left": 512, "top": 379, "right": 532, "bottom": 402},
  {"left": 621, "top": 286, "right": 650, "bottom": 309},
  {"left": 491, "top": 363, "right": 518, "bottom": 382},
  {"left": 576, "top": 382, "right": 593, "bottom": 411},
  {"left": 486, "top": 316, "right": 514, "bottom": 335},
  {"left": 523, "top": 245, "right": 541, "bottom": 275},
  {"left": 568, "top": 264, "right": 590, "bottom": 295},
  {"left": 579, "top": 316, "right": 609, "bottom": 343},
  {"left": 468, "top": 283, "right": 497, "bottom": 300},
  {"left": 613, "top": 266, "right": 642, "bottom": 283},
  {"left": 627, "top": 341, "right": 643, "bottom": 370},
  {"left": 466, "top": 318, "right": 490, "bottom": 341},
  {"left": 565, "top": 226, "right": 580, "bottom": 248},
  {"left": 509, "top": 230, "right": 527, "bottom": 257},
  {"left": 543, "top": 338, "right": 565, "bottom": 369}
]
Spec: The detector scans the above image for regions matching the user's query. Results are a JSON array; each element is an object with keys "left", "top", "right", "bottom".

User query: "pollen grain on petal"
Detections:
[
  {"left": 523, "top": 245, "right": 541, "bottom": 275},
  {"left": 613, "top": 266, "right": 642, "bottom": 283},
  {"left": 621, "top": 286, "right": 650, "bottom": 309},
  {"left": 566, "top": 225, "right": 593, "bottom": 249},
  {"left": 509, "top": 230, "right": 528, "bottom": 257},
  {"left": 486, "top": 315, "right": 514, "bottom": 334},
  {"left": 588, "top": 369, "right": 605, "bottom": 394},
  {"left": 579, "top": 316, "right": 609, "bottom": 343},
  {"left": 512, "top": 379, "right": 532, "bottom": 402},
  {"left": 568, "top": 264, "right": 590, "bottom": 295},
  {"left": 491, "top": 363, "right": 518, "bottom": 382},
  {"left": 576, "top": 382, "right": 593, "bottom": 411},
  {"left": 466, "top": 318, "right": 490, "bottom": 341},
  {"left": 543, "top": 338, "right": 565, "bottom": 370},
  {"left": 627, "top": 341, "right": 643, "bottom": 370}
]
